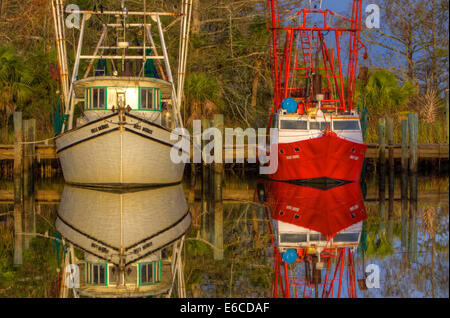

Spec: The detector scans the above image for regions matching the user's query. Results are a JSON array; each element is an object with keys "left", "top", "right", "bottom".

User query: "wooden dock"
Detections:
[
  {"left": 0, "top": 143, "right": 448, "bottom": 162},
  {"left": 0, "top": 187, "right": 448, "bottom": 205}
]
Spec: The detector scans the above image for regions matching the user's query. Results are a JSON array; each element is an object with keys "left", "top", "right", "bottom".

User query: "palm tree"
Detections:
[
  {"left": 356, "top": 69, "right": 415, "bottom": 116},
  {"left": 184, "top": 73, "right": 220, "bottom": 127},
  {"left": 0, "top": 45, "right": 33, "bottom": 142}
]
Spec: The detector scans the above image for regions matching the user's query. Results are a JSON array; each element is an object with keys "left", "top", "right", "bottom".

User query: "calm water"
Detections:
[{"left": 0, "top": 170, "right": 448, "bottom": 298}]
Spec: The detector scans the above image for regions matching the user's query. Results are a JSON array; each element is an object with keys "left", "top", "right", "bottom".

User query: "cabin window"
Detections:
[
  {"left": 333, "top": 232, "right": 360, "bottom": 243},
  {"left": 92, "top": 88, "right": 106, "bottom": 109},
  {"left": 86, "top": 262, "right": 107, "bottom": 286},
  {"left": 92, "top": 263, "right": 106, "bottom": 285},
  {"left": 309, "top": 234, "right": 326, "bottom": 241},
  {"left": 85, "top": 87, "right": 106, "bottom": 109},
  {"left": 280, "top": 120, "right": 307, "bottom": 130},
  {"left": 280, "top": 233, "right": 307, "bottom": 243},
  {"left": 85, "top": 88, "right": 91, "bottom": 108},
  {"left": 139, "top": 261, "right": 161, "bottom": 285},
  {"left": 333, "top": 120, "right": 360, "bottom": 131},
  {"left": 125, "top": 265, "right": 137, "bottom": 284},
  {"left": 109, "top": 265, "right": 119, "bottom": 285},
  {"left": 309, "top": 121, "right": 328, "bottom": 130},
  {"left": 86, "top": 262, "right": 91, "bottom": 283},
  {"left": 140, "top": 88, "right": 160, "bottom": 110}
]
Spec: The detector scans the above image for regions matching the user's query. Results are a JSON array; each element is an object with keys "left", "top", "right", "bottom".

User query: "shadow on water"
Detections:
[{"left": 0, "top": 168, "right": 448, "bottom": 298}]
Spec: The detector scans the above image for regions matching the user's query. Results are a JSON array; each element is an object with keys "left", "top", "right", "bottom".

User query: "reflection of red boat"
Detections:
[
  {"left": 257, "top": 179, "right": 367, "bottom": 298},
  {"left": 265, "top": 0, "right": 368, "bottom": 182},
  {"left": 265, "top": 179, "right": 367, "bottom": 240}
]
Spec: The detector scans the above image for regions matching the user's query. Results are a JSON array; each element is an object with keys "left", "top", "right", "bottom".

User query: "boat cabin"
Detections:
[
  {"left": 276, "top": 109, "right": 363, "bottom": 144},
  {"left": 55, "top": 184, "right": 191, "bottom": 298},
  {"left": 73, "top": 76, "right": 173, "bottom": 127},
  {"left": 75, "top": 251, "right": 173, "bottom": 298},
  {"left": 275, "top": 220, "right": 363, "bottom": 253}
]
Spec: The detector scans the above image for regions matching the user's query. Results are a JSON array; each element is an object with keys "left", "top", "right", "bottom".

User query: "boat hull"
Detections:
[
  {"left": 269, "top": 132, "right": 367, "bottom": 182},
  {"left": 56, "top": 113, "right": 184, "bottom": 186}
]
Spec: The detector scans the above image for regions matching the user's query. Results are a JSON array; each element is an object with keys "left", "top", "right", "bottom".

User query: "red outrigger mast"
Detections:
[
  {"left": 270, "top": 243, "right": 360, "bottom": 298},
  {"left": 261, "top": 179, "right": 367, "bottom": 298},
  {"left": 266, "top": 206, "right": 362, "bottom": 299},
  {"left": 267, "top": 0, "right": 367, "bottom": 127}
]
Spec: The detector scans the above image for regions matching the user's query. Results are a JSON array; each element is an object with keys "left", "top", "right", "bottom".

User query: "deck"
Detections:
[{"left": 0, "top": 143, "right": 448, "bottom": 161}]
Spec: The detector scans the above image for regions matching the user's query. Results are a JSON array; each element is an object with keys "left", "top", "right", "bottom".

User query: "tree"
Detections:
[
  {"left": 363, "top": 0, "right": 449, "bottom": 93},
  {"left": 357, "top": 69, "right": 415, "bottom": 116},
  {"left": 0, "top": 45, "right": 32, "bottom": 140}
]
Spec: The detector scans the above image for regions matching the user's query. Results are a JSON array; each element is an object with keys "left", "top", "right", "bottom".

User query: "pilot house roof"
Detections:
[{"left": 73, "top": 76, "right": 172, "bottom": 99}]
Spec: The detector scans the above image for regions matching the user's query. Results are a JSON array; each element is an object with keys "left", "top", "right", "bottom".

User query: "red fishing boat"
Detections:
[{"left": 265, "top": 0, "right": 368, "bottom": 182}]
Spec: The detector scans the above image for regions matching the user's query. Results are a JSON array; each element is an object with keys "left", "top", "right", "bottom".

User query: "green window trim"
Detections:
[
  {"left": 138, "top": 260, "right": 161, "bottom": 286},
  {"left": 138, "top": 87, "right": 161, "bottom": 111},
  {"left": 85, "top": 87, "right": 107, "bottom": 110},
  {"left": 85, "top": 261, "right": 108, "bottom": 286}
]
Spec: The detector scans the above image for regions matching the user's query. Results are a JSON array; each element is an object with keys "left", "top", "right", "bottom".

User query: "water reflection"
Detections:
[
  {"left": 259, "top": 180, "right": 367, "bottom": 298},
  {"left": 55, "top": 184, "right": 191, "bottom": 298},
  {"left": 0, "top": 173, "right": 448, "bottom": 297}
]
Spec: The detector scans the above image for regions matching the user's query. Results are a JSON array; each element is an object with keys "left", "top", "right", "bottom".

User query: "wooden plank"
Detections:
[{"left": 0, "top": 143, "right": 449, "bottom": 161}]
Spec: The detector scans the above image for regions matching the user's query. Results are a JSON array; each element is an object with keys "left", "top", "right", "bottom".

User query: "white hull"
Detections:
[
  {"left": 56, "top": 112, "right": 184, "bottom": 186},
  {"left": 55, "top": 184, "right": 191, "bottom": 265}
]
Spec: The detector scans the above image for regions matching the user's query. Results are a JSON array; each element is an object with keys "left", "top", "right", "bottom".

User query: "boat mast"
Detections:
[
  {"left": 51, "top": 0, "right": 192, "bottom": 132},
  {"left": 266, "top": 0, "right": 366, "bottom": 126},
  {"left": 51, "top": 0, "right": 70, "bottom": 120}
]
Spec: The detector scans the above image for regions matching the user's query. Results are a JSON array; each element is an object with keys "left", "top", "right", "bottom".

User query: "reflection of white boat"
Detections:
[
  {"left": 55, "top": 184, "right": 191, "bottom": 298},
  {"left": 51, "top": 1, "right": 192, "bottom": 187}
]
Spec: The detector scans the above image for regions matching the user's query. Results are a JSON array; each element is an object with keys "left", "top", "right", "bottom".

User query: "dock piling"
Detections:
[
  {"left": 408, "top": 113, "right": 418, "bottom": 202},
  {"left": 386, "top": 117, "right": 395, "bottom": 222},
  {"left": 445, "top": 89, "right": 449, "bottom": 145},
  {"left": 13, "top": 112, "right": 23, "bottom": 265},
  {"left": 213, "top": 115, "right": 224, "bottom": 261},
  {"left": 200, "top": 119, "right": 210, "bottom": 241},
  {"left": 401, "top": 119, "right": 409, "bottom": 173},
  {"left": 378, "top": 118, "right": 386, "bottom": 202},
  {"left": 22, "top": 119, "right": 36, "bottom": 248}
]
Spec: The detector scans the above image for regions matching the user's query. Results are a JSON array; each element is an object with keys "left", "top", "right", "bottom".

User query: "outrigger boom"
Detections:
[{"left": 52, "top": 0, "right": 192, "bottom": 131}]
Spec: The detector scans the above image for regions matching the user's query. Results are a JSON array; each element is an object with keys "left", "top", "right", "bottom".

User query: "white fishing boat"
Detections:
[
  {"left": 51, "top": 0, "right": 192, "bottom": 187},
  {"left": 55, "top": 184, "right": 191, "bottom": 298}
]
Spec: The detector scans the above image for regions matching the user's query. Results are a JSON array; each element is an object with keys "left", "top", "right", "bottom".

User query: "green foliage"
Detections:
[
  {"left": 357, "top": 69, "right": 415, "bottom": 116},
  {"left": 186, "top": 239, "right": 211, "bottom": 257},
  {"left": 0, "top": 44, "right": 58, "bottom": 142},
  {"left": 248, "top": 267, "right": 270, "bottom": 289},
  {"left": 0, "top": 45, "right": 34, "bottom": 141},
  {"left": 418, "top": 120, "right": 446, "bottom": 143},
  {"left": 185, "top": 73, "right": 220, "bottom": 104},
  {"left": 0, "top": 45, "right": 33, "bottom": 105},
  {"left": 364, "top": 215, "right": 395, "bottom": 259}
]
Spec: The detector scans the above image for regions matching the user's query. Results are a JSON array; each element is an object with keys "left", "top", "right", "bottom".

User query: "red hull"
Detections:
[
  {"left": 270, "top": 133, "right": 367, "bottom": 182},
  {"left": 263, "top": 180, "right": 367, "bottom": 238}
]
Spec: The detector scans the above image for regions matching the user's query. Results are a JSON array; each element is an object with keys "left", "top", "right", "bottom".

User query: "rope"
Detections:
[{"left": 18, "top": 136, "right": 57, "bottom": 145}]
